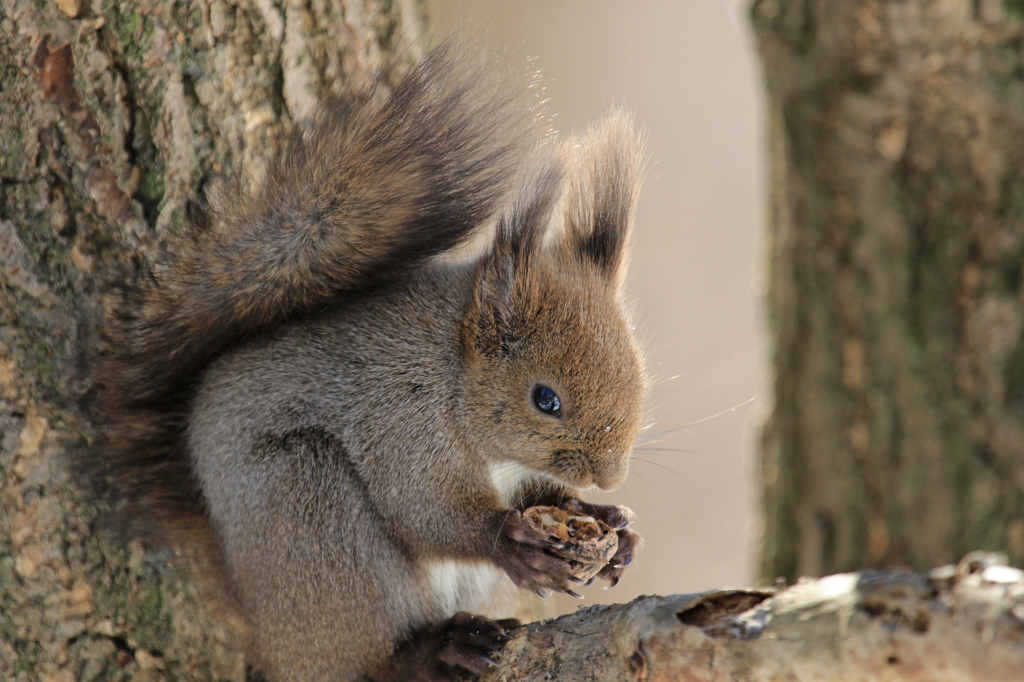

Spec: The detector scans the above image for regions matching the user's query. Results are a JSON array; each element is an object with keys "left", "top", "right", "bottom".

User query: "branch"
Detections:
[{"left": 484, "top": 553, "right": 1024, "bottom": 681}]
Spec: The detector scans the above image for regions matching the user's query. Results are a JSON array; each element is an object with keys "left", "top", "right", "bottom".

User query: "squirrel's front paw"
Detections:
[
  {"left": 558, "top": 499, "right": 642, "bottom": 588},
  {"left": 494, "top": 510, "right": 584, "bottom": 598}
]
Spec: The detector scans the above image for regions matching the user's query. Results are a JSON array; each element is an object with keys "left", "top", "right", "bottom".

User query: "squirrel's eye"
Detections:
[{"left": 532, "top": 385, "right": 562, "bottom": 417}]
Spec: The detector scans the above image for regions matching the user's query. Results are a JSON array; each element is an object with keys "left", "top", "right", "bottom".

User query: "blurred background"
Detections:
[{"left": 431, "top": 0, "right": 765, "bottom": 616}]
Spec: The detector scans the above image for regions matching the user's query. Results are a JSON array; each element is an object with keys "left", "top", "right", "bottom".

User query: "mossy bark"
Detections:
[
  {"left": 0, "top": 1, "right": 425, "bottom": 679},
  {"left": 754, "top": 0, "right": 1024, "bottom": 582}
]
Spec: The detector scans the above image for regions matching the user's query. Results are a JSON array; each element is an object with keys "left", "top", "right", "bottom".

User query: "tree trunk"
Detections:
[
  {"left": 0, "top": 1, "right": 423, "bottom": 679},
  {"left": 754, "top": 0, "right": 1024, "bottom": 582}
]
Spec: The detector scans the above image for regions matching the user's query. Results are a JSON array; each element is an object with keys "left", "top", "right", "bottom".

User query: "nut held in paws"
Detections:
[{"left": 521, "top": 506, "right": 619, "bottom": 582}]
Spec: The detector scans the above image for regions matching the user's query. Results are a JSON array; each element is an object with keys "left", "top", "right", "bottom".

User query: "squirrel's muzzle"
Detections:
[{"left": 592, "top": 455, "right": 630, "bottom": 492}]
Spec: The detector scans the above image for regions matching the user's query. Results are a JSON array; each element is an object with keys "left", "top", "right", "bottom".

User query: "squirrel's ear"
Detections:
[
  {"left": 464, "top": 160, "right": 562, "bottom": 358},
  {"left": 560, "top": 111, "right": 646, "bottom": 287}
]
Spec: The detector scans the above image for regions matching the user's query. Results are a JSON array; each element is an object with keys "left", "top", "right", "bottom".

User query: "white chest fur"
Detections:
[
  {"left": 418, "top": 461, "right": 539, "bottom": 620},
  {"left": 487, "top": 460, "right": 536, "bottom": 507},
  {"left": 424, "top": 560, "right": 513, "bottom": 617}
]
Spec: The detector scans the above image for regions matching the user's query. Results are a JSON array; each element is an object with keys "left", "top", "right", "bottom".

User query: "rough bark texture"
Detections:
[
  {"left": 0, "top": 1, "right": 424, "bottom": 679},
  {"left": 483, "top": 555, "right": 1024, "bottom": 681},
  {"left": 754, "top": 0, "right": 1024, "bottom": 582}
]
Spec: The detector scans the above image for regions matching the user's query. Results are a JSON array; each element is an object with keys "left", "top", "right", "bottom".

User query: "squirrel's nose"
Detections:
[{"left": 593, "top": 454, "right": 630, "bottom": 491}]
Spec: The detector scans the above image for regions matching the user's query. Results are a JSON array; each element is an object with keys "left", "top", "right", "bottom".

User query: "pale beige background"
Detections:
[{"left": 431, "top": 0, "right": 765, "bottom": 616}]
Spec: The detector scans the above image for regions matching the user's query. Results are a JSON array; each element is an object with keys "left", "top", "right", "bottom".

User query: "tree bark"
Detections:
[
  {"left": 482, "top": 554, "right": 1024, "bottom": 682},
  {"left": 754, "top": 0, "right": 1024, "bottom": 582},
  {"left": 0, "top": 1, "right": 423, "bottom": 679}
]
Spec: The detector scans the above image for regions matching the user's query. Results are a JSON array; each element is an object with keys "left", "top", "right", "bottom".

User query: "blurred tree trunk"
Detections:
[
  {"left": 0, "top": 1, "right": 424, "bottom": 679},
  {"left": 754, "top": 0, "right": 1024, "bottom": 582}
]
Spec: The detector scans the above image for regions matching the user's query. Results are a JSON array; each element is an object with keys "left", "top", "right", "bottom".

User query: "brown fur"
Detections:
[
  {"left": 92, "top": 40, "right": 540, "bottom": 554},
  {"left": 91, "top": 41, "right": 648, "bottom": 682}
]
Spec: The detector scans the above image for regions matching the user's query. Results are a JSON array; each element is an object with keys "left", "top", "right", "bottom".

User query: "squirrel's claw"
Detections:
[
  {"left": 554, "top": 498, "right": 640, "bottom": 588},
  {"left": 596, "top": 526, "right": 640, "bottom": 587},
  {"left": 435, "top": 612, "right": 511, "bottom": 676},
  {"left": 495, "top": 510, "right": 583, "bottom": 598},
  {"left": 495, "top": 618, "right": 522, "bottom": 631},
  {"left": 391, "top": 611, "right": 512, "bottom": 681},
  {"left": 495, "top": 505, "right": 638, "bottom": 598}
]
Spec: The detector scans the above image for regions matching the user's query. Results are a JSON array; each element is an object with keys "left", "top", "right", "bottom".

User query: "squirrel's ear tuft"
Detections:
[
  {"left": 560, "top": 111, "right": 646, "bottom": 286},
  {"left": 464, "top": 159, "right": 563, "bottom": 358}
]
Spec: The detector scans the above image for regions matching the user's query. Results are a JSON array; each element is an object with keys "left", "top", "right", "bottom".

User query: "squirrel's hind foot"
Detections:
[{"left": 386, "top": 612, "right": 518, "bottom": 681}]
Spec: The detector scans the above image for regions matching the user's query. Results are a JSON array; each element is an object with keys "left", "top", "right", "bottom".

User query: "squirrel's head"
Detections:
[{"left": 461, "top": 113, "right": 647, "bottom": 492}]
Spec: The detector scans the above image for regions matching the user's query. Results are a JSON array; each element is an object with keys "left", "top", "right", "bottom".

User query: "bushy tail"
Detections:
[
  {"left": 103, "top": 41, "right": 541, "bottom": 406},
  {"left": 92, "top": 41, "right": 542, "bottom": 551}
]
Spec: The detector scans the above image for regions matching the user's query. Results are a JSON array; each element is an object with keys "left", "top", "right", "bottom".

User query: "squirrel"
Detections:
[{"left": 93, "top": 41, "right": 648, "bottom": 682}]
